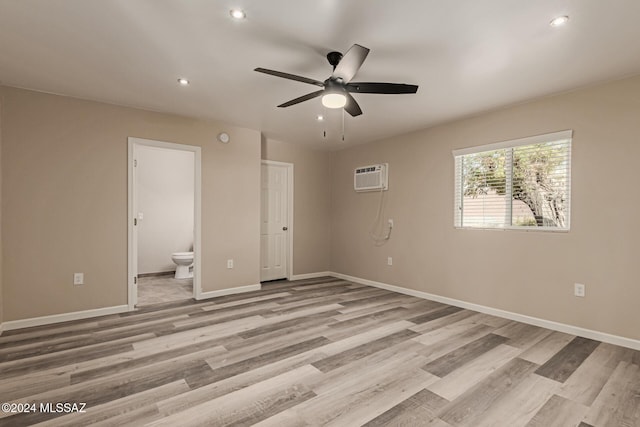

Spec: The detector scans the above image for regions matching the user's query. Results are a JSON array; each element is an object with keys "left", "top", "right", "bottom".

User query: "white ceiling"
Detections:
[{"left": 1, "top": 1, "right": 640, "bottom": 150}]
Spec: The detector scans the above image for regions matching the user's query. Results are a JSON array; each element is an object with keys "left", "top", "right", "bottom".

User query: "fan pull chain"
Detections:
[{"left": 342, "top": 108, "right": 345, "bottom": 141}]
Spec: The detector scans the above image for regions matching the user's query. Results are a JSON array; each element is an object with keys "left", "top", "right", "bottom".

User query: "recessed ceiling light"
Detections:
[
  {"left": 550, "top": 15, "right": 569, "bottom": 27},
  {"left": 230, "top": 9, "right": 246, "bottom": 20},
  {"left": 177, "top": 78, "right": 190, "bottom": 86},
  {"left": 316, "top": 115, "right": 324, "bottom": 121}
]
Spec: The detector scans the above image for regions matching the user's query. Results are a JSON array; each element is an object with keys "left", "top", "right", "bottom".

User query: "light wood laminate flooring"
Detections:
[{"left": 0, "top": 277, "right": 638, "bottom": 426}]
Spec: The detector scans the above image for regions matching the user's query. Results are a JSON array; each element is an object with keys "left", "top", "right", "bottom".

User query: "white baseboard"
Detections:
[
  {"left": 289, "top": 271, "right": 332, "bottom": 281},
  {"left": 330, "top": 272, "right": 640, "bottom": 351},
  {"left": 1, "top": 305, "right": 130, "bottom": 332},
  {"left": 197, "top": 283, "right": 261, "bottom": 300}
]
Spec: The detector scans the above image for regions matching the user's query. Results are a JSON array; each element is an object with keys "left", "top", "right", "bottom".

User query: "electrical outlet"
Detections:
[
  {"left": 387, "top": 257, "right": 393, "bottom": 266},
  {"left": 574, "top": 283, "right": 585, "bottom": 297},
  {"left": 388, "top": 219, "right": 394, "bottom": 228},
  {"left": 227, "top": 259, "right": 234, "bottom": 269},
  {"left": 73, "top": 273, "right": 84, "bottom": 286}
]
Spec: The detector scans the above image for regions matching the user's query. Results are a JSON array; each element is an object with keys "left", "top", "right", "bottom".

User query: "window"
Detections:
[{"left": 453, "top": 130, "right": 572, "bottom": 231}]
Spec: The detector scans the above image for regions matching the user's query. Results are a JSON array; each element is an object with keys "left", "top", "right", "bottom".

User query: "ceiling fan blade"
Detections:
[
  {"left": 344, "top": 93, "right": 363, "bottom": 117},
  {"left": 346, "top": 82, "right": 419, "bottom": 94},
  {"left": 332, "top": 44, "right": 370, "bottom": 83},
  {"left": 255, "top": 68, "right": 324, "bottom": 87},
  {"left": 277, "top": 90, "right": 325, "bottom": 108}
]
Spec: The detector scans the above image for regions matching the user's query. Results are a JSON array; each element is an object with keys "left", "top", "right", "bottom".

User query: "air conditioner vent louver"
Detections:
[{"left": 354, "top": 163, "right": 388, "bottom": 192}]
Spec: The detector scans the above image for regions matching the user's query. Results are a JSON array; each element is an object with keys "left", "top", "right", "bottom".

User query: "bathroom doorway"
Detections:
[{"left": 127, "top": 137, "right": 202, "bottom": 309}]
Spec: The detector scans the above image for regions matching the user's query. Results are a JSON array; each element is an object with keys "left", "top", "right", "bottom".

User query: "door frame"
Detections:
[
  {"left": 261, "top": 160, "right": 294, "bottom": 281},
  {"left": 127, "top": 137, "right": 202, "bottom": 310}
]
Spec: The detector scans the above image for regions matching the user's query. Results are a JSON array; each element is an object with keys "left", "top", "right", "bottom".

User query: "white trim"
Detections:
[
  {"left": 290, "top": 271, "right": 332, "bottom": 281},
  {"left": 261, "top": 160, "right": 294, "bottom": 281},
  {"left": 261, "top": 159, "right": 294, "bottom": 167},
  {"left": 197, "top": 284, "right": 261, "bottom": 300},
  {"left": 128, "top": 137, "right": 202, "bottom": 309},
  {"left": 1, "top": 305, "right": 129, "bottom": 331},
  {"left": 128, "top": 140, "right": 136, "bottom": 308},
  {"left": 452, "top": 129, "right": 573, "bottom": 157},
  {"left": 330, "top": 272, "right": 640, "bottom": 351}
]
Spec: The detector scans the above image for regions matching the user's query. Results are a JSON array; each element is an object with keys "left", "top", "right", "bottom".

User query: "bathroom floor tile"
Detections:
[{"left": 137, "top": 276, "right": 193, "bottom": 306}]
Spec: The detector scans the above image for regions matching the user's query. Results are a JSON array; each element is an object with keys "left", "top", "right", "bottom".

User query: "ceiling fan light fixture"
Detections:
[
  {"left": 230, "top": 9, "right": 246, "bottom": 20},
  {"left": 550, "top": 15, "right": 569, "bottom": 27},
  {"left": 321, "top": 93, "right": 347, "bottom": 109}
]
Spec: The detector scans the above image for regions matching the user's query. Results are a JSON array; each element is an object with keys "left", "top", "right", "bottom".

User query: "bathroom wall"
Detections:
[
  {"left": 261, "top": 138, "right": 332, "bottom": 276},
  {"left": 0, "top": 86, "right": 261, "bottom": 321},
  {"left": 331, "top": 74, "right": 640, "bottom": 341},
  {"left": 136, "top": 146, "right": 195, "bottom": 274}
]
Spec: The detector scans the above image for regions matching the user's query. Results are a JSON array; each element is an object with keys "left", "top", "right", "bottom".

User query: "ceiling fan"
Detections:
[{"left": 255, "top": 44, "right": 418, "bottom": 117}]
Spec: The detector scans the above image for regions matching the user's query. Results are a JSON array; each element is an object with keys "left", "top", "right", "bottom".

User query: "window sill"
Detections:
[{"left": 454, "top": 226, "right": 570, "bottom": 233}]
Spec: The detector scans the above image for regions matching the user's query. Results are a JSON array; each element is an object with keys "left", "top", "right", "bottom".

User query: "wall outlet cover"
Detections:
[{"left": 74, "top": 273, "right": 84, "bottom": 285}]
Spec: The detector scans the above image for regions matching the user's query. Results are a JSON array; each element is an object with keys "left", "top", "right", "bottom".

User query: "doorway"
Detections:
[
  {"left": 128, "top": 137, "right": 202, "bottom": 309},
  {"left": 260, "top": 160, "right": 293, "bottom": 282}
]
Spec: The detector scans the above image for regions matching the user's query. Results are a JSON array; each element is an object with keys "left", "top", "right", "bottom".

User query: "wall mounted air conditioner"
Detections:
[{"left": 354, "top": 163, "right": 388, "bottom": 192}]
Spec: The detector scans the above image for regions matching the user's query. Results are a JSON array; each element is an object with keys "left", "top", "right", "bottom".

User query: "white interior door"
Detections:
[{"left": 261, "top": 162, "right": 291, "bottom": 281}]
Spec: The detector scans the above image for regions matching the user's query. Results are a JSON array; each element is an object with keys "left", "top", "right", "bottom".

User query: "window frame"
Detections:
[{"left": 453, "top": 130, "right": 572, "bottom": 232}]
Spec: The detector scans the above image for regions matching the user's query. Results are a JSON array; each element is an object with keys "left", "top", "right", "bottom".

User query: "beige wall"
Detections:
[
  {"left": 331, "top": 74, "right": 640, "bottom": 341},
  {"left": 0, "top": 96, "right": 3, "bottom": 329},
  {"left": 262, "top": 138, "right": 331, "bottom": 275},
  {"left": 3, "top": 74, "right": 639, "bottom": 344},
  {"left": 0, "top": 86, "right": 261, "bottom": 321}
]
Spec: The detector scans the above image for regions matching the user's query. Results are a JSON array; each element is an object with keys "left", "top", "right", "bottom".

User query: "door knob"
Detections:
[{"left": 283, "top": 226, "right": 288, "bottom": 231}]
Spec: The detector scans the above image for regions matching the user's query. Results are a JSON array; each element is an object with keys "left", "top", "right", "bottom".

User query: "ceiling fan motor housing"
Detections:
[{"left": 324, "top": 79, "right": 346, "bottom": 92}]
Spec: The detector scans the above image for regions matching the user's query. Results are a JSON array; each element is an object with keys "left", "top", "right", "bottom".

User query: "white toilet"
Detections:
[{"left": 171, "top": 251, "right": 194, "bottom": 279}]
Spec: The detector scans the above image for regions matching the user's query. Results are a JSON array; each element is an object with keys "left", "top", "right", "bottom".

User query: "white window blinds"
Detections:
[{"left": 453, "top": 130, "right": 572, "bottom": 231}]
